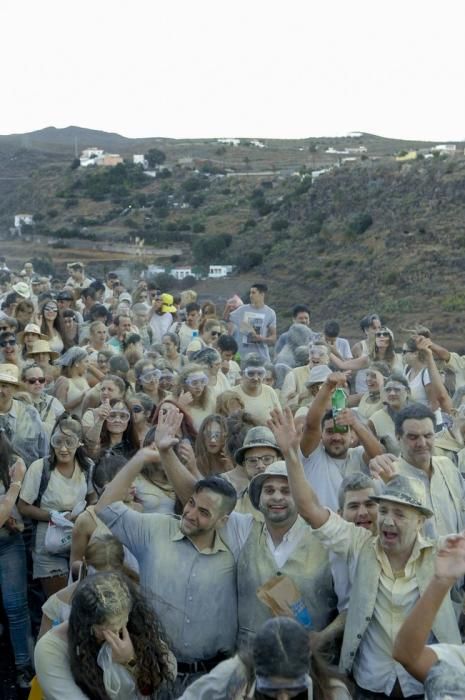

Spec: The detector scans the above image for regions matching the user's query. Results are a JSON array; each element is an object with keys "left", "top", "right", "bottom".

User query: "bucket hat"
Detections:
[
  {"left": 0, "top": 364, "right": 19, "bottom": 385},
  {"left": 249, "top": 461, "right": 289, "bottom": 510},
  {"left": 235, "top": 426, "right": 281, "bottom": 466},
  {"left": 369, "top": 474, "right": 433, "bottom": 518}
]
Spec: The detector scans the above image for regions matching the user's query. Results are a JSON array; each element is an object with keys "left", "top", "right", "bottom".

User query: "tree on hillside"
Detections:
[{"left": 145, "top": 148, "right": 166, "bottom": 168}]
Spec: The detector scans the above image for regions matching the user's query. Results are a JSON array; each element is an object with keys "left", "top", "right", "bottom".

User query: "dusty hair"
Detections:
[{"left": 68, "top": 572, "right": 172, "bottom": 699}]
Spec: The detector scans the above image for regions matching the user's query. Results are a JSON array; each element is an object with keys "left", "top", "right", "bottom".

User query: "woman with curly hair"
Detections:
[
  {"left": 194, "top": 414, "right": 232, "bottom": 476},
  {"left": 35, "top": 571, "right": 175, "bottom": 699}
]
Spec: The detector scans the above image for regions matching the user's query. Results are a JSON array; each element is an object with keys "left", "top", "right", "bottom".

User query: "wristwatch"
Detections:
[{"left": 125, "top": 657, "right": 137, "bottom": 671}]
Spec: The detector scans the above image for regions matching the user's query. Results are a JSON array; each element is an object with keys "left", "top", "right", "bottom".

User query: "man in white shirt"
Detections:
[
  {"left": 229, "top": 283, "right": 276, "bottom": 362},
  {"left": 300, "top": 372, "right": 384, "bottom": 511}
]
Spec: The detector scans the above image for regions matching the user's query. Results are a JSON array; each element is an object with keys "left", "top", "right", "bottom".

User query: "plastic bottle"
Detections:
[{"left": 332, "top": 387, "right": 348, "bottom": 433}]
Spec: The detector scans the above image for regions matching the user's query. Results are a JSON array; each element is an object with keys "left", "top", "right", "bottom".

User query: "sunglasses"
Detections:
[
  {"left": 0, "top": 327, "right": 9, "bottom": 332},
  {"left": 402, "top": 349, "right": 415, "bottom": 354},
  {"left": 0, "top": 339, "right": 16, "bottom": 347},
  {"left": 375, "top": 332, "right": 391, "bottom": 338},
  {"left": 210, "top": 330, "right": 221, "bottom": 337},
  {"left": 26, "top": 377, "right": 46, "bottom": 385}
]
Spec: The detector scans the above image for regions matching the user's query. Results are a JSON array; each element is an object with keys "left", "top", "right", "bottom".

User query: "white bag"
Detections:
[
  {"left": 97, "top": 643, "right": 139, "bottom": 699},
  {"left": 44, "top": 511, "right": 74, "bottom": 555}
]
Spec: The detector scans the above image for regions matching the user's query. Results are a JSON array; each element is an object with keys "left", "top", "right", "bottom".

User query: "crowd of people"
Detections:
[{"left": 0, "top": 257, "right": 465, "bottom": 699}]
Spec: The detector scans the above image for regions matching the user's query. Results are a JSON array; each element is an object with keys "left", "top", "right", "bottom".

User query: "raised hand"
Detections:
[
  {"left": 155, "top": 409, "right": 183, "bottom": 452},
  {"left": 324, "top": 372, "right": 349, "bottom": 390},
  {"left": 435, "top": 535, "right": 465, "bottom": 583},
  {"left": 267, "top": 407, "right": 300, "bottom": 455},
  {"left": 369, "top": 453, "right": 398, "bottom": 482}
]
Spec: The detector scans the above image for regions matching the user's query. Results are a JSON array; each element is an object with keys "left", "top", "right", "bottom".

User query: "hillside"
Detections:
[{"left": 0, "top": 126, "right": 464, "bottom": 346}]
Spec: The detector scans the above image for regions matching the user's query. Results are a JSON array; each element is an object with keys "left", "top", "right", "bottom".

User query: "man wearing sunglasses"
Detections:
[
  {"left": 230, "top": 354, "right": 281, "bottom": 426},
  {"left": 229, "top": 283, "right": 276, "bottom": 362}
]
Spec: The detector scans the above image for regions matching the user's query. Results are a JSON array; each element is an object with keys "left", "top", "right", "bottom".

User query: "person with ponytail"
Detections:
[{"left": 35, "top": 571, "right": 175, "bottom": 699}]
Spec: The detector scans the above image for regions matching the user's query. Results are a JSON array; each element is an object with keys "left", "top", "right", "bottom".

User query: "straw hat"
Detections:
[
  {"left": 27, "top": 340, "right": 60, "bottom": 360},
  {"left": 17, "top": 323, "right": 47, "bottom": 344},
  {"left": 0, "top": 364, "right": 19, "bottom": 385}
]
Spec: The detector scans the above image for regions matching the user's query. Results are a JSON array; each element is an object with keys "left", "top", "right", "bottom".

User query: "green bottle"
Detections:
[{"left": 332, "top": 387, "right": 348, "bottom": 433}]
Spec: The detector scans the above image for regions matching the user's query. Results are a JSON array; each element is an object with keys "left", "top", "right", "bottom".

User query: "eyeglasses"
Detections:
[
  {"left": 385, "top": 385, "right": 405, "bottom": 393},
  {"left": 0, "top": 327, "right": 8, "bottom": 332},
  {"left": 0, "top": 339, "right": 16, "bottom": 347},
  {"left": 51, "top": 434, "right": 80, "bottom": 449},
  {"left": 244, "top": 454, "right": 277, "bottom": 468},
  {"left": 244, "top": 367, "right": 266, "bottom": 379},
  {"left": 402, "top": 349, "right": 415, "bottom": 354},
  {"left": 375, "top": 332, "right": 391, "bottom": 338},
  {"left": 185, "top": 375, "right": 208, "bottom": 387},
  {"left": 107, "top": 411, "right": 130, "bottom": 423},
  {"left": 44, "top": 306, "right": 58, "bottom": 313},
  {"left": 140, "top": 369, "right": 161, "bottom": 384},
  {"left": 206, "top": 431, "right": 222, "bottom": 440},
  {"left": 26, "top": 377, "right": 46, "bottom": 385},
  {"left": 131, "top": 405, "right": 144, "bottom": 413}
]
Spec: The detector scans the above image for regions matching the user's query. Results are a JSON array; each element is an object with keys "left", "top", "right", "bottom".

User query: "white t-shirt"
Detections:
[
  {"left": 20, "top": 458, "right": 92, "bottom": 511},
  {"left": 230, "top": 384, "right": 281, "bottom": 426},
  {"left": 301, "top": 444, "right": 366, "bottom": 512}
]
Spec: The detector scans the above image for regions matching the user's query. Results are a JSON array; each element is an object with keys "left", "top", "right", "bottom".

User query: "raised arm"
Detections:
[
  {"left": 268, "top": 408, "right": 329, "bottom": 528},
  {"left": 154, "top": 410, "right": 198, "bottom": 505},
  {"left": 95, "top": 447, "right": 159, "bottom": 514},
  {"left": 393, "top": 535, "right": 465, "bottom": 681},
  {"left": 330, "top": 353, "right": 368, "bottom": 371},
  {"left": 336, "top": 408, "right": 385, "bottom": 463},
  {"left": 415, "top": 336, "right": 453, "bottom": 413},
  {"left": 300, "top": 372, "right": 347, "bottom": 457}
]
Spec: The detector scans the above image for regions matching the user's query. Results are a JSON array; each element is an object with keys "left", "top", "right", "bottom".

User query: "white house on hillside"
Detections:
[
  {"left": 217, "top": 138, "right": 240, "bottom": 146},
  {"left": 14, "top": 214, "right": 34, "bottom": 229},
  {"left": 208, "top": 265, "right": 233, "bottom": 278},
  {"left": 170, "top": 266, "right": 193, "bottom": 280},
  {"left": 133, "top": 154, "right": 148, "bottom": 168}
]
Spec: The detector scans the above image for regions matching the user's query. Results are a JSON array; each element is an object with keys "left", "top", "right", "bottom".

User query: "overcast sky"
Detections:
[{"left": 2, "top": 0, "right": 464, "bottom": 141}]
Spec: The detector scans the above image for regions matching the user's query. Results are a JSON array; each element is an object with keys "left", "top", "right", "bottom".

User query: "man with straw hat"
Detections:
[
  {"left": 267, "top": 407, "right": 461, "bottom": 699},
  {"left": 0, "top": 364, "right": 47, "bottom": 465}
]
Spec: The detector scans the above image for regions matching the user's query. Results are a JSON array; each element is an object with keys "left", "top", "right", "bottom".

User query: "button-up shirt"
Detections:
[
  {"left": 98, "top": 503, "right": 237, "bottom": 662},
  {"left": 0, "top": 398, "right": 48, "bottom": 466},
  {"left": 314, "top": 511, "right": 430, "bottom": 696}
]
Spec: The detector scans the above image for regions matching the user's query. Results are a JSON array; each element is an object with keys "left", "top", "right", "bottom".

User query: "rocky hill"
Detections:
[{"left": 1, "top": 127, "right": 464, "bottom": 346}]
